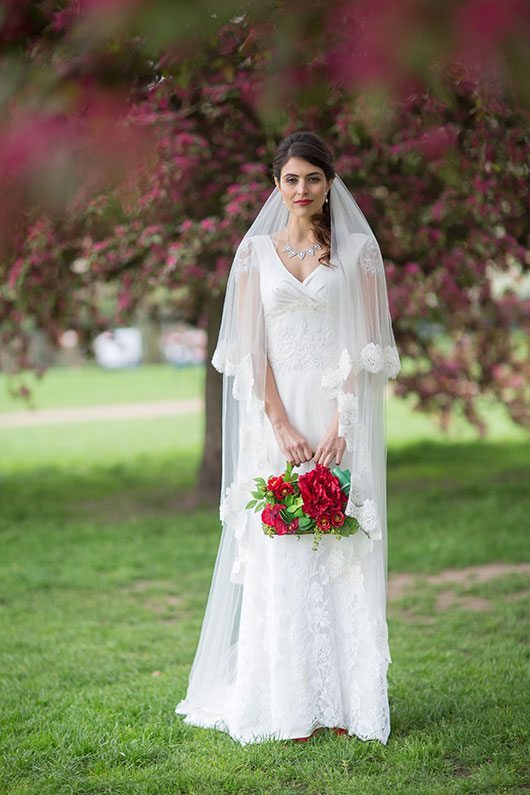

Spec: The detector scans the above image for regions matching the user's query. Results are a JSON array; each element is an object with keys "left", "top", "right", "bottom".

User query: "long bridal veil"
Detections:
[{"left": 176, "top": 174, "right": 401, "bottom": 722}]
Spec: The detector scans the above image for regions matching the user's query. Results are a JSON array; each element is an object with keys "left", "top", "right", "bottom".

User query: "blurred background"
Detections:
[
  {"left": 0, "top": 2, "right": 529, "bottom": 792},
  {"left": 1, "top": 0, "right": 529, "bottom": 491}
]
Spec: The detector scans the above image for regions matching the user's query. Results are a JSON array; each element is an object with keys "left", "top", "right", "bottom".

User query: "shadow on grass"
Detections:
[
  {"left": 1, "top": 437, "right": 527, "bottom": 582},
  {"left": 0, "top": 438, "right": 528, "bottom": 793}
]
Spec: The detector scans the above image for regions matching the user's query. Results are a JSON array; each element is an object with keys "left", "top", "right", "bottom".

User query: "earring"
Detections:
[{"left": 325, "top": 194, "right": 329, "bottom": 203}]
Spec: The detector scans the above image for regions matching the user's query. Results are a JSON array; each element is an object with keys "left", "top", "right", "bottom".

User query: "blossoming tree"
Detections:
[{"left": 1, "top": 1, "right": 528, "bottom": 494}]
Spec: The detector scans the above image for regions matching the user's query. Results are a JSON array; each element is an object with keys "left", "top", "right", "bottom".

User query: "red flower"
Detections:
[
  {"left": 331, "top": 511, "right": 345, "bottom": 528},
  {"left": 286, "top": 517, "right": 299, "bottom": 534},
  {"left": 298, "top": 464, "right": 347, "bottom": 520},
  {"left": 316, "top": 514, "right": 332, "bottom": 532},
  {"left": 262, "top": 503, "right": 282, "bottom": 527},
  {"left": 262, "top": 503, "right": 294, "bottom": 535},
  {"left": 267, "top": 475, "right": 295, "bottom": 500}
]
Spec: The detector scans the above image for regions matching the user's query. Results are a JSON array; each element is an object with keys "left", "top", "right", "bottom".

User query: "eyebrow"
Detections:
[{"left": 283, "top": 172, "right": 323, "bottom": 178}]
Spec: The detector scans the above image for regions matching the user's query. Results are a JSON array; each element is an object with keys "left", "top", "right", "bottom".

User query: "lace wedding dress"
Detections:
[{"left": 176, "top": 232, "right": 396, "bottom": 745}]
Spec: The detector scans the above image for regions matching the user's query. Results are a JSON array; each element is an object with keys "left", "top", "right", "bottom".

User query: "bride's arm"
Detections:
[
  {"left": 264, "top": 358, "right": 288, "bottom": 426},
  {"left": 265, "top": 358, "right": 313, "bottom": 465},
  {"left": 313, "top": 408, "right": 346, "bottom": 468}
]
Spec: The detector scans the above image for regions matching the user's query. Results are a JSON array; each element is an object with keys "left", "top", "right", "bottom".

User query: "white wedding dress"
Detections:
[{"left": 176, "top": 233, "right": 392, "bottom": 745}]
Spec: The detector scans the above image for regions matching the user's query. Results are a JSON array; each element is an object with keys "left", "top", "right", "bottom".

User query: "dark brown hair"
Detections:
[{"left": 272, "top": 131, "right": 335, "bottom": 266}]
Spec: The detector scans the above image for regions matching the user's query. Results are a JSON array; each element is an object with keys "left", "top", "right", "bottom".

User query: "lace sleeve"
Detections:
[
  {"left": 355, "top": 236, "right": 401, "bottom": 380},
  {"left": 211, "top": 236, "right": 265, "bottom": 402},
  {"left": 358, "top": 237, "right": 384, "bottom": 275}
]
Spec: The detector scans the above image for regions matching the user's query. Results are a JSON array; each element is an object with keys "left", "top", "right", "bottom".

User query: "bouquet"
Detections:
[{"left": 246, "top": 460, "right": 363, "bottom": 550}]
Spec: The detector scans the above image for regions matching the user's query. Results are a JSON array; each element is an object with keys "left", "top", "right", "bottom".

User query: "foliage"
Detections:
[
  {"left": 0, "top": 2, "right": 529, "bottom": 432},
  {"left": 332, "top": 74, "right": 530, "bottom": 431}
]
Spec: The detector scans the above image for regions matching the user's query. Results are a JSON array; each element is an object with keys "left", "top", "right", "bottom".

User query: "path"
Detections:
[{"left": 0, "top": 398, "right": 203, "bottom": 428}]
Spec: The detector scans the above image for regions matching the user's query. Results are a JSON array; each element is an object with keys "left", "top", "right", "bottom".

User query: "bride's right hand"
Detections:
[{"left": 270, "top": 418, "right": 313, "bottom": 466}]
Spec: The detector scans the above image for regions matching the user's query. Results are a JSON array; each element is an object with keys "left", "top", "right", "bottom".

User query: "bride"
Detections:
[{"left": 175, "top": 130, "right": 401, "bottom": 745}]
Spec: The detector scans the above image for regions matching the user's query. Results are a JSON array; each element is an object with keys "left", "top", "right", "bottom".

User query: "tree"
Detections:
[{"left": 1, "top": 2, "right": 529, "bottom": 496}]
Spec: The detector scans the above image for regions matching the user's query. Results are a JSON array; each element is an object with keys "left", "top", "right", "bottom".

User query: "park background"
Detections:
[{"left": 1, "top": 2, "right": 529, "bottom": 793}]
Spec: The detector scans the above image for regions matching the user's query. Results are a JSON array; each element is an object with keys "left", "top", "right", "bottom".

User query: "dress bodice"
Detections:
[{"left": 252, "top": 235, "right": 340, "bottom": 373}]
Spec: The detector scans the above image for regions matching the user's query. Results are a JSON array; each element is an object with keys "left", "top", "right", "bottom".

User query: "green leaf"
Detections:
[
  {"left": 331, "top": 466, "right": 352, "bottom": 492},
  {"left": 245, "top": 499, "right": 257, "bottom": 509}
]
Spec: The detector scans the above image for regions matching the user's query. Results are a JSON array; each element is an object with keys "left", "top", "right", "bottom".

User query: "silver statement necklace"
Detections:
[{"left": 283, "top": 234, "right": 322, "bottom": 261}]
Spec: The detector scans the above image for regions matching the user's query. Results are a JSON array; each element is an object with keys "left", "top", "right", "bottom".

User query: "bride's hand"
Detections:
[
  {"left": 271, "top": 418, "right": 313, "bottom": 466},
  {"left": 313, "top": 415, "right": 346, "bottom": 468}
]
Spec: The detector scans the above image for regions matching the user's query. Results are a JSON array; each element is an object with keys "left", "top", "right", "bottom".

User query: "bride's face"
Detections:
[{"left": 274, "top": 157, "right": 331, "bottom": 217}]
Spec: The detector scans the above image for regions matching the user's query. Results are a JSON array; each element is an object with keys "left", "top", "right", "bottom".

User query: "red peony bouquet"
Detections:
[{"left": 246, "top": 461, "right": 361, "bottom": 549}]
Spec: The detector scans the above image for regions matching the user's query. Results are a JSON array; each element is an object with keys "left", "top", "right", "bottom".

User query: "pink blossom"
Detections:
[
  {"left": 8, "top": 259, "right": 24, "bottom": 291},
  {"left": 200, "top": 219, "right": 216, "bottom": 232}
]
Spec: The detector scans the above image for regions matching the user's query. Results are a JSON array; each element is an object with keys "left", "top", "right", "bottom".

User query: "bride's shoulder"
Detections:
[
  {"left": 235, "top": 234, "right": 274, "bottom": 264},
  {"left": 233, "top": 234, "right": 267, "bottom": 273},
  {"left": 243, "top": 233, "right": 271, "bottom": 244},
  {"left": 236, "top": 233, "right": 269, "bottom": 251},
  {"left": 347, "top": 232, "right": 380, "bottom": 256},
  {"left": 348, "top": 231, "right": 371, "bottom": 248},
  {"left": 346, "top": 233, "right": 384, "bottom": 274}
]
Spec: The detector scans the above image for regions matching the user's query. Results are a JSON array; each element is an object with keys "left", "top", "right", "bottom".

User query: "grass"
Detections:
[
  {"left": 0, "top": 364, "right": 529, "bottom": 794},
  {"left": 0, "top": 363, "right": 204, "bottom": 412}
]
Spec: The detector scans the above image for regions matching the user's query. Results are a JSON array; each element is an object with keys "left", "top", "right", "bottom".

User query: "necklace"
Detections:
[{"left": 283, "top": 234, "right": 322, "bottom": 261}]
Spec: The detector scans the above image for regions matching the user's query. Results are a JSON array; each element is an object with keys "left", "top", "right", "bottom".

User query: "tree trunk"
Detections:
[{"left": 196, "top": 290, "right": 225, "bottom": 502}]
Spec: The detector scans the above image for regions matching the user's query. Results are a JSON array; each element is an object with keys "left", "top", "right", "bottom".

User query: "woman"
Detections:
[{"left": 176, "top": 131, "right": 401, "bottom": 745}]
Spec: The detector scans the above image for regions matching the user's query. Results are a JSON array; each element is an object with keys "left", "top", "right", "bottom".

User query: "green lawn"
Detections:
[
  {"left": 0, "top": 363, "right": 204, "bottom": 412},
  {"left": 1, "top": 365, "right": 528, "bottom": 794}
]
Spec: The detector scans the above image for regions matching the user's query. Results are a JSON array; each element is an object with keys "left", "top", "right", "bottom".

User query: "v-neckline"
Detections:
[{"left": 266, "top": 235, "right": 325, "bottom": 286}]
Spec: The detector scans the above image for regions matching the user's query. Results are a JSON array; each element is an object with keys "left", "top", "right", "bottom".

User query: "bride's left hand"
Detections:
[{"left": 313, "top": 415, "right": 346, "bottom": 468}]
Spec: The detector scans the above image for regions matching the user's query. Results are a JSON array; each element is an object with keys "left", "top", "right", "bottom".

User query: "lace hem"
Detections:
[
  {"left": 321, "top": 343, "right": 400, "bottom": 392},
  {"left": 321, "top": 350, "right": 383, "bottom": 538},
  {"left": 321, "top": 349, "right": 352, "bottom": 399},
  {"left": 345, "top": 497, "right": 382, "bottom": 541},
  {"left": 356, "top": 342, "right": 401, "bottom": 379},
  {"left": 219, "top": 388, "right": 270, "bottom": 584},
  {"left": 211, "top": 338, "right": 234, "bottom": 374},
  {"left": 222, "top": 471, "right": 265, "bottom": 585},
  {"left": 175, "top": 703, "right": 391, "bottom": 746},
  {"left": 211, "top": 342, "right": 255, "bottom": 402},
  {"left": 337, "top": 391, "right": 358, "bottom": 452}
]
